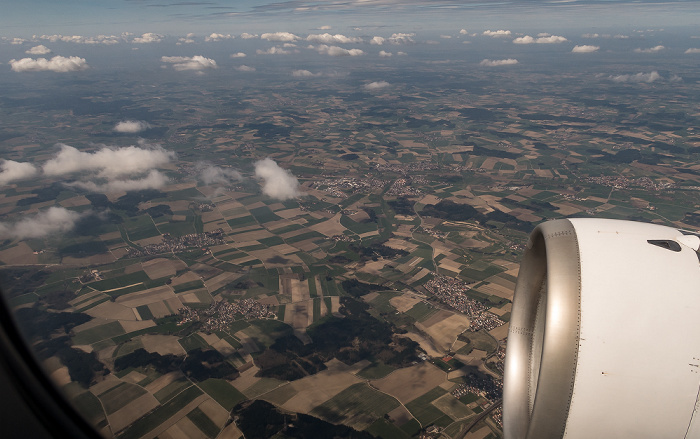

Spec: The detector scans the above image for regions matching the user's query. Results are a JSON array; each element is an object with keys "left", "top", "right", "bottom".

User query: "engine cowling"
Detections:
[{"left": 503, "top": 218, "right": 700, "bottom": 439}]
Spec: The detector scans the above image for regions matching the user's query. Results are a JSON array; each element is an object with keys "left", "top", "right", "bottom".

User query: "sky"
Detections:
[{"left": 2, "top": 0, "right": 700, "bottom": 38}]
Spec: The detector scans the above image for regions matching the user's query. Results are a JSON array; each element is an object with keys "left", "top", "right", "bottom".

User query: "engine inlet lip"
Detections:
[{"left": 503, "top": 219, "right": 582, "bottom": 439}]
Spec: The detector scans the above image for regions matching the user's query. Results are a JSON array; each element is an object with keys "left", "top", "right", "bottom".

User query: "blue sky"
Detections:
[{"left": 2, "top": 0, "right": 700, "bottom": 38}]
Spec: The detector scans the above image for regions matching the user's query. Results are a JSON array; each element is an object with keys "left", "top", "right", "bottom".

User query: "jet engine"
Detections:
[{"left": 503, "top": 218, "right": 700, "bottom": 439}]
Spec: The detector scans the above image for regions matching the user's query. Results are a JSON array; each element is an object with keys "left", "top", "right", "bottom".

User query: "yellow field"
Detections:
[
  {"left": 371, "top": 362, "right": 446, "bottom": 403},
  {"left": 279, "top": 359, "right": 364, "bottom": 413}
]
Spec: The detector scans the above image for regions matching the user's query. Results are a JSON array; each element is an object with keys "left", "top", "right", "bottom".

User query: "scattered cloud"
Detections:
[
  {"left": 479, "top": 58, "right": 518, "bottom": 66},
  {"left": 320, "top": 25, "right": 332, "bottom": 30},
  {"left": 389, "top": 33, "right": 415, "bottom": 44},
  {"left": 256, "top": 47, "right": 291, "bottom": 55},
  {"left": 114, "top": 120, "right": 151, "bottom": 133},
  {"left": 0, "top": 207, "right": 81, "bottom": 239},
  {"left": 459, "top": 29, "right": 468, "bottom": 35},
  {"left": 43, "top": 143, "right": 175, "bottom": 179},
  {"left": 397, "top": 51, "right": 407, "bottom": 56},
  {"left": 236, "top": 65, "right": 256, "bottom": 71},
  {"left": 440, "top": 35, "right": 452, "bottom": 39},
  {"left": 8, "top": 37, "right": 26, "bottom": 45},
  {"left": 199, "top": 165, "right": 242, "bottom": 185},
  {"left": 35, "top": 34, "right": 122, "bottom": 45},
  {"left": 609, "top": 71, "right": 662, "bottom": 83},
  {"left": 177, "top": 37, "right": 195, "bottom": 45},
  {"left": 132, "top": 33, "right": 164, "bottom": 44},
  {"left": 161, "top": 55, "right": 217, "bottom": 71},
  {"left": 364, "top": 81, "right": 390, "bottom": 90},
  {"left": 370, "top": 36, "right": 385, "bottom": 45},
  {"left": 68, "top": 170, "right": 170, "bottom": 193},
  {"left": 0, "top": 160, "right": 39, "bottom": 185},
  {"left": 240, "top": 33, "right": 258, "bottom": 39},
  {"left": 614, "top": 34, "right": 629, "bottom": 39},
  {"left": 230, "top": 52, "right": 247, "bottom": 58},
  {"left": 205, "top": 33, "right": 234, "bottom": 42},
  {"left": 261, "top": 32, "right": 299, "bottom": 42},
  {"left": 314, "top": 44, "right": 363, "bottom": 56},
  {"left": 634, "top": 45, "right": 664, "bottom": 53},
  {"left": 292, "top": 69, "right": 320, "bottom": 77},
  {"left": 379, "top": 50, "right": 392, "bottom": 57},
  {"left": 254, "top": 158, "right": 301, "bottom": 200},
  {"left": 25, "top": 45, "right": 51, "bottom": 55},
  {"left": 10, "top": 56, "right": 89, "bottom": 72},
  {"left": 513, "top": 35, "right": 567, "bottom": 44},
  {"left": 483, "top": 29, "right": 511, "bottom": 37},
  {"left": 306, "top": 33, "right": 362, "bottom": 44},
  {"left": 685, "top": 48, "right": 700, "bottom": 54},
  {"left": 582, "top": 33, "right": 600, "bottom": 38},
  {"left": 572, "top": 45, "right": 600, "bottom": 53}
]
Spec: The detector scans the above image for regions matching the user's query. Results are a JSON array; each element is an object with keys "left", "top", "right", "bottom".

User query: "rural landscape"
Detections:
[{"left": 2, "top": 3, "right": 700, "bottom": 438}]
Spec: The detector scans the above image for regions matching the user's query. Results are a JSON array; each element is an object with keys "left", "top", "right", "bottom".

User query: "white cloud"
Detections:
[
  {"left": 68, "top": 170, "right": 170, "bottom": 193},
  {"left": 254, "top": 158, "right": 301, "bottom": 200},
  {"left": 513, "top": 35, "right": 567, "bottom": 44},
  {"left": 306, "top": 33, "right": 362, "bottom": 44},
  {"left": 609, "top": 71, "right": 662, "bottom": 83},
  {"left": 236, "top": 65, "right": 256, "bottom": 72},
  {"left": 370, "top": 36, "right": 385, "bottom": 45},
  {"left": 256, "top": 47, "right": 290, "bottom": 55},
  {"left": 614, "top": 34, "right": 629, "bottom": 39},
  {"left": 459, "top": 29, "right": 468, "bottom": 35},
  {"left": 9, "top": 37, "right": 26, "bottom": 45},
  {"left": 480, "top": 58, "right": 518, "bottom": 66},
  {"left": 483, "top": 29, "right": 511, "bottom": 37},
  {"left": 582, "top": 33, "right": 600, "bottom": 38},
  {"left": 10, "top": 56, "right": 89, "bottom": 72},
  {"left": 397, "top": 51, "right": 407, "bottom": 56},
  {"left": 0, "top": 160, "right": 39, "bottom": 185},
  {"left": 440, "top": 35, "right": 452, "bottom": 39},
  {"left": 634, "top": 45, "right": 665, "bottom": 53},
  {"left": 132, "top": 33, "right": 164, "bottom": 44},
  {"left": 320, "top": 25, "right": 332, "bottom": 30},
  {"left": 230, "top": 52, "right": 247, "bottom": 58},
  {"left": 670, "top": 74, "right": 683, "bottom": 82},
  {"left": 36, "top": 34, "right": 122, "bottom": 44},
  {"left": 572, "top": 45, "right": 600, "bottom": 53},
  {"left": 685, "top": 48, "right": 700, "bottom": 54},
  {"left": 282, "top": 43, "right": 297, "bottom": 47},
  {"left": 364, "top": 81, "right": 390, "bottom": 90},
  {"left": 199, "top": 165, "right": 242, "bottom": 185},
  {"left": 292, "top": 69, "right": 320, "bottom": 77},
  {"left": 0, "top": 207, "right": 81, "bottom": 239},
  {"left": 114, "top": 120, "right": 151, "bottom": 133},
  {"left": 25, "top": 45, "right": 51, "bottom": 55},
  {"left": 161, "top": 55, "right": 217, "bottom": 71},
  {"left": 43, "top": 144, "right": 176, "bottom": 179},
  {"left": 314, "top": 44, "right": 364, "bottom": 56},
  {"left": 205, "top": 33, "right": 234, "bottom": 42},
  {"left": 379, "top": 50, "right": 392, "bottom": 57},
  {"left": 240, "top": 33, "right": 258, "bottom": 39},
  {"left": 177, "top": 37, "right": 195, "bottom": 45},
  {"left": 261, "top": 32, "right": 299, "bottom": 42},
  {"left": 389, "top": 33, "right": 415, "bottom": 44}
]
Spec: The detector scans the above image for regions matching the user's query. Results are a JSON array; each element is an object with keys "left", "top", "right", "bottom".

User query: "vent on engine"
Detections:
[{"left": 647, "top": 239, "right": 682, "bottom": 252}]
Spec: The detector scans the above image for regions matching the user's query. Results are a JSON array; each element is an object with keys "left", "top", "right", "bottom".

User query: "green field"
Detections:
[
  {"left": 118, "top": 385, "right": 204, "bottom": 439},
  {"left": 186, "top": 407, "right": 221, "bottom": 438},
  {"left": 199, "top": 378, "right": 247, "bottom": 411},
  {"left": 310, "top": 383, "right": 401, "bottom": 430},
  {"left": 99, "top": 382, "right": 148, "bottom": 415},
  {"left": 154, "top": 380, "right": 192, "bottom": 403},
  {"left": 405, "top": 387, "right": 449, "bottom": 426},
  {"left": 404, "top": 301, "right": 438, "bottom": 322},
  {"left": 73, "top": 321, "right": 125, "bottom": 345}
]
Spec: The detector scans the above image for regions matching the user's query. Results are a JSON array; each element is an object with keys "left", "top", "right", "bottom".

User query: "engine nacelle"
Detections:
[{"left": 503, "top": 218, "right": 700, "bottom": 439}]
